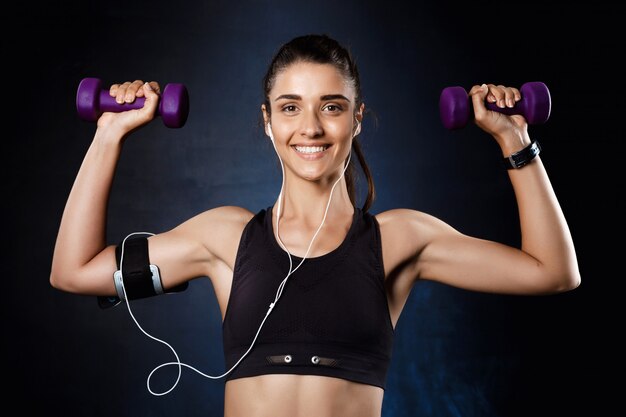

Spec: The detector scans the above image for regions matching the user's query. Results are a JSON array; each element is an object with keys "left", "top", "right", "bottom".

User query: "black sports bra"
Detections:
[{"left": 222, "top": 205, "right": 395, "bottom": 389}]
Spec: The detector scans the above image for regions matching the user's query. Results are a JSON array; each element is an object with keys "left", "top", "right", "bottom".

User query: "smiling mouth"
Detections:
[{"left": 292, "top": 144, "right": 331, "bottom": 154}]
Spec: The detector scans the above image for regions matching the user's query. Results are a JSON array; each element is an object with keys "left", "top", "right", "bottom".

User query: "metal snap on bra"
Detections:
[{"left": 266, "top": 354, "right": 340, "bottom": 367}]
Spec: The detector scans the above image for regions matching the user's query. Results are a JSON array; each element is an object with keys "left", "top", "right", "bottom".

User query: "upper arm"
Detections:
[
  {"left": 149, "top": 205, "right": 254, "bottom": 291},
  {"left": 379, "top": 208, "right": 555, "bottom": 296},
  {"left": 60, "top": 205, "right": 253, "bottom": 296}
]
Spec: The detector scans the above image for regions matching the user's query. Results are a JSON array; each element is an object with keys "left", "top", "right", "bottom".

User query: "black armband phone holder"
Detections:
[{"left": 97, "top": 236, "right": 189, "bottom": 309}]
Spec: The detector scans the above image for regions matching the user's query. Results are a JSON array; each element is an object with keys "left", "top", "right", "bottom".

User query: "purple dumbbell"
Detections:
[
  {"left": 439, "top": 81, "right": 551, "bottom": 130},
  {"left": 76, "top": 77, "right": 190, "bottom": 128}
]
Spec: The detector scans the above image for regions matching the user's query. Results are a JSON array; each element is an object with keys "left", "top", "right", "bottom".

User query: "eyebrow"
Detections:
[{"left": 274, "top": 94, "right": 351, "bottom": 102}]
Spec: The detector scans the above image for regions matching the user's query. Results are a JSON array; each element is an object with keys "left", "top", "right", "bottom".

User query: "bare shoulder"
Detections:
[
  {"left": 190, "top": 205, "right": 255, "bottom": 227},
  {"left": 174, "top": 206, "right": 254, "bottom": 241},
  {"left": 375, "top": 207, "right": 450, "bottom": 237},
  {"left": 374, "top": 208, "right": 455, "bottom": 276}
]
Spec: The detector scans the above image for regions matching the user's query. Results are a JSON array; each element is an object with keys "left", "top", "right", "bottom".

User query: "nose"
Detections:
[{"left": 300, "top": 111, "right": 323, "bottom": 138}]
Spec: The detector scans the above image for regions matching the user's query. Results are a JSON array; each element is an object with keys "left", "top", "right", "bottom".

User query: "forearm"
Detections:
[
  {"left": 508, "top": 154, "right": 580, "bottom": 288},
  {"left": 50, "top": 130, "right": 123, "bottom": 288}
]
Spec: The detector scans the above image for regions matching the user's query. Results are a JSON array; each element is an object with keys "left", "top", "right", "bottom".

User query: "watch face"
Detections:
[{"left": 532, "top": 142, "right": 541, "bottom": 155}]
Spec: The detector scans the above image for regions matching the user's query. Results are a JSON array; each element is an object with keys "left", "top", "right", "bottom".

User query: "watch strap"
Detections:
[{"left": 502, "top": 140, "right": 541, "bottom": 169}]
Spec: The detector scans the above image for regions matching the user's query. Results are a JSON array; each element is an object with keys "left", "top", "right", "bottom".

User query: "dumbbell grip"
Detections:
[
  {"left": 484, "top": 101, "right": 525, "bottom": 116},
  {"left": 98, "top": 92, "right": 161, "bottom": 114}
]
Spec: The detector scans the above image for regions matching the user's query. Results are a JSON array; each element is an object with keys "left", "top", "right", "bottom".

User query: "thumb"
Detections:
[
  {"left": 469, "top": 83, "right": 489, "bottom": 121},
  {"left": 141, "top": 82, "right": 160, "bottom": 114}
]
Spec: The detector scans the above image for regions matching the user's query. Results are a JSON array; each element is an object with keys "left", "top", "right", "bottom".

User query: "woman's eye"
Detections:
[
  {"left": 282, "top": 105, "right": 298, "bottom": 112},
  {"left": 324, "top": 104, "right": 342, "bottom": 112}
]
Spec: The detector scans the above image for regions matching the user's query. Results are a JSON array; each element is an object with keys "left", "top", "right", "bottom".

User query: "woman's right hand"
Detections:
[{"left": 96, "top": 80, "right": 161, "bottom": 137}]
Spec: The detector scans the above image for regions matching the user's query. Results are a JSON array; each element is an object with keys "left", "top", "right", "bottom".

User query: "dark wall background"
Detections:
[{"left": 5, "top": 1, "right": 623, "bottom": 416}]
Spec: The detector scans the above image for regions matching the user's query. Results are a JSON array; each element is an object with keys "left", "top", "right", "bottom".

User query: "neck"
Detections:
[{"left": 273, "top": 172, "right": 354, "bottom": 226}]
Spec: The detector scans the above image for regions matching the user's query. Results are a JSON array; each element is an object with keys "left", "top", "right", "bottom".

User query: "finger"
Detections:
[
  {"left": 502, "top": 86, "right": 517, "bottom": 108},
  {"left": 483, "top": 83, "right": 499, "bottom": 104},
  {"left": 483, "top": 83, "right": 497, "bottom": 104},
  {"left": 512, "top": 87, "right": 521, "bottom": 103},
  {"left": 124, "top": 80, "right": 144, "bottom": 102},
  {"left": 115, "top": 81, "right": 132, "bottom": 104},
  {"left": 109, "top": 83, "right": 120, "bottom": 97},
  {"left": 131, "top": 79, "right": 147, "bottom": 98},
  {"left": 148, "top": 81, "right": 161, "bottom": 95},
  {"left": 493, "top": 84, "right": 507, "bottom": 109}
]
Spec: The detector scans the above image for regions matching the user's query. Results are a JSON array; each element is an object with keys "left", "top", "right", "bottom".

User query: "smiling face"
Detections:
[{"left": 262, "top": 61, "right": 363, "bottom": 183}]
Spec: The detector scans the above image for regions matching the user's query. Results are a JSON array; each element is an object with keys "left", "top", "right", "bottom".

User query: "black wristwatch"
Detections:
[{"left": 502, "top": 140, "right": 541, "bottom": 169}]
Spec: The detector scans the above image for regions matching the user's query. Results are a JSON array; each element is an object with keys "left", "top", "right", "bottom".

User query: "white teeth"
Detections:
[{"left": 294, "top": 145, "right": 329, "bottom": 154}]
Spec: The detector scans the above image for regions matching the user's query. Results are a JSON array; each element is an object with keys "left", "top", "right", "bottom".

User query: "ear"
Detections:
[
  {"left": 354, "top": 103, "right": 365, "bottom": 137},
  {"left": 261, "top": 104, "right": 271, "bottom": 137}
]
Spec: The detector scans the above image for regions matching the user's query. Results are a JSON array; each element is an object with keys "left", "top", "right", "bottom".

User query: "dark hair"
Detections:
[{"left": 262, "top": 34, "right": 376, "bottom": 213}]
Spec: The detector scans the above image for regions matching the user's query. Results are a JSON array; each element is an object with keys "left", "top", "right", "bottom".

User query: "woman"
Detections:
[{"left": 50, "top": 34, "right": 580, "bottom": 417}]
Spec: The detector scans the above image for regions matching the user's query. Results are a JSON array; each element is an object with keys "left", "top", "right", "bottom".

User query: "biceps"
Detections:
[
  {"left": 147, "top": 231, "right": 210, "bottom": 290},
  {"left": 418, "top": 233, "right": 544, "bottom": 294}
]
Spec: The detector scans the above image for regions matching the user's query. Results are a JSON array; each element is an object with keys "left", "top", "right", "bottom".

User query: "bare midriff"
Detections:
[{"left": 224, "top": 374, "right": 384, "bottom": 417}]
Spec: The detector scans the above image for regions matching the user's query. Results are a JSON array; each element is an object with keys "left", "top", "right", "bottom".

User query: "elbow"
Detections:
[
  {"left": 556, "top": 260, "right": 582, "bottom": 292},
  {"left": 543, "top": 269, "right": 582, "bottom": 294},
  {"left": 49, "top": 270, "right": 67, "bottom": 292},
  {"left": 551, "top": 251, "right": 582, "bottom": 293},
  {"left": 559, "top": 272, "right": 582, "bottom": 292},
  {"left": 49, "top": 267, "right": 79, "bottom": 293},
  {"left": 49, "top": 265, "right": 61, "bottom": 289}
]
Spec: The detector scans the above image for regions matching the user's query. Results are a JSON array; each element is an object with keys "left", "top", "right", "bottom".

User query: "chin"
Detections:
[{"left": 299, "top": 170, "right": 326, "bottom": 182}]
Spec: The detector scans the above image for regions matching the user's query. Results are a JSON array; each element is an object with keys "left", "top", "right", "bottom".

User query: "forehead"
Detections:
[{"left": 270, "top": 62, "right": 352, "bottom": 97}]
